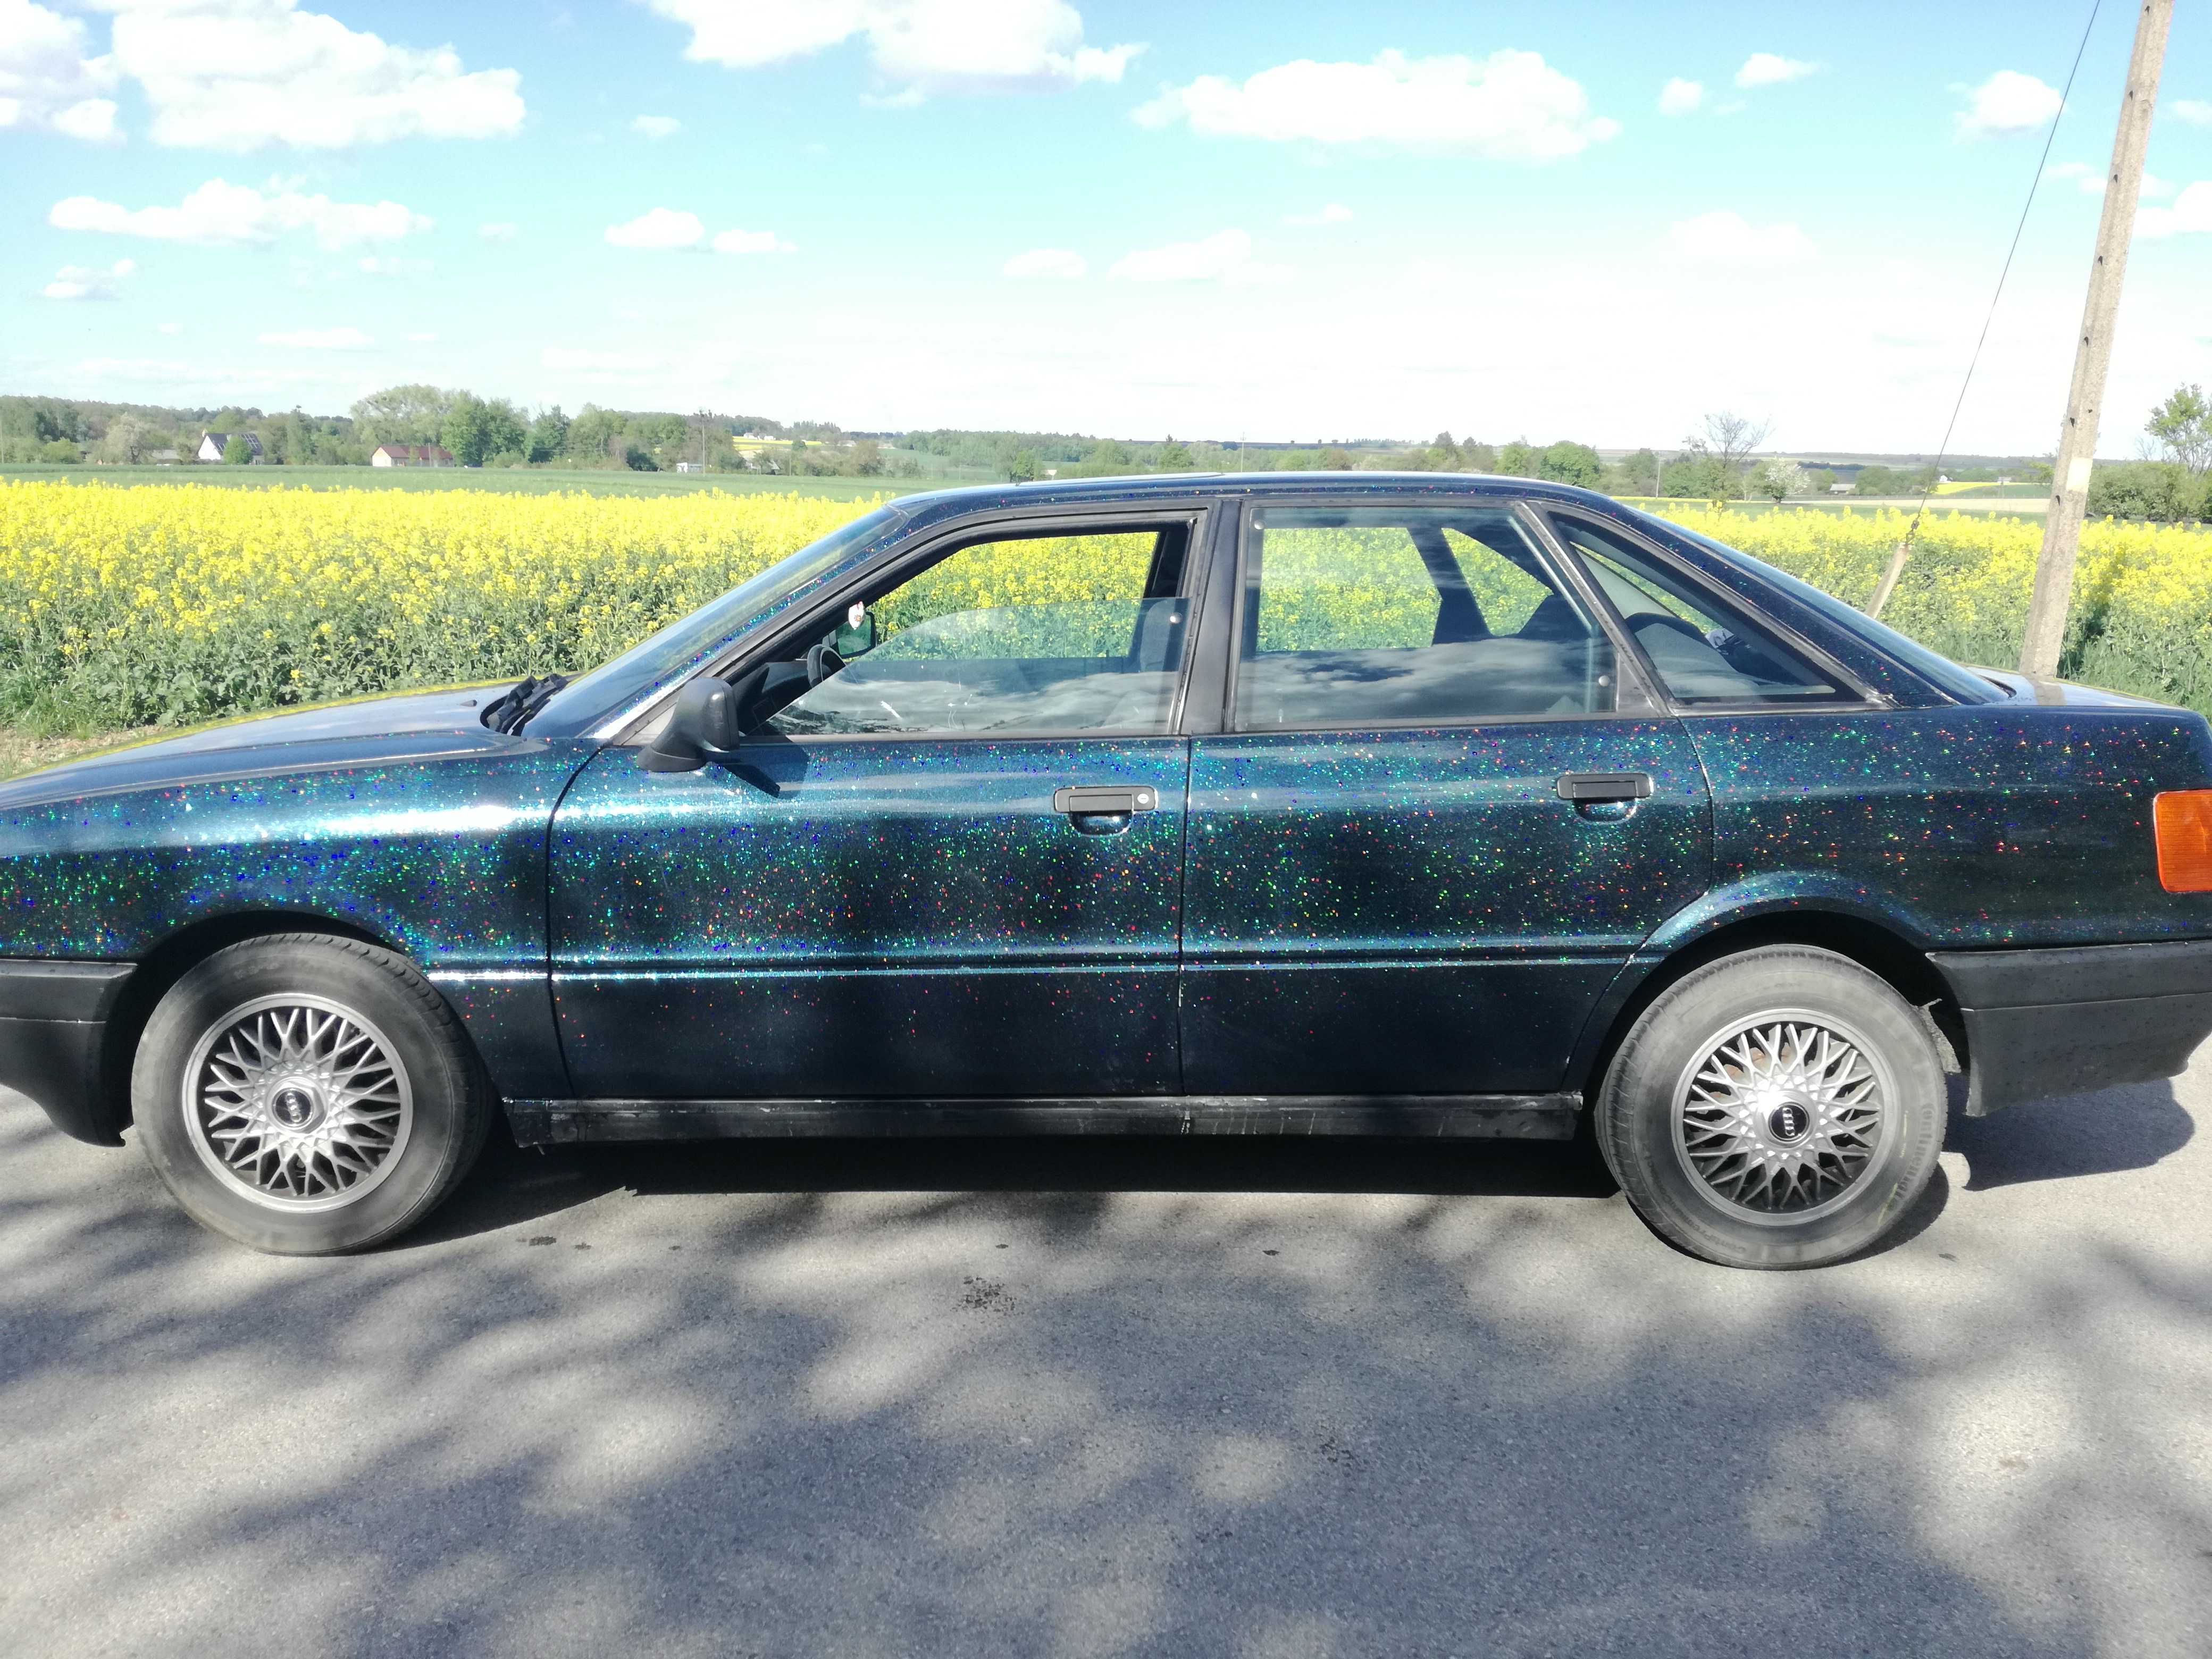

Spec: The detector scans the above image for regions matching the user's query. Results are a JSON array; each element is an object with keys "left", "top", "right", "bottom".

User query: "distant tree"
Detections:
[
  {"left": 527, "top": 406, "right": 570, "bottom": 463},
  {"left": 1749, "top": 459, "right": 1812, "bottom": 502},
  {"left": 1664, "top": 452, "right": 1738, "bottom": 499},
  {"left": 2088, "top": 460, "right": 2200, "bottom": 523},
  {"left": 1157, "top": 437, "right": 1193, "bottom": 471},
  {"left": 41, "top": 437, "right": 82, "bottom": 463},
  {"left": 1851, "top": 464, "right": 1934, "bottom": 498},
  {"left": 1007, "top": 447, "right": 1041, "bottom": 482},
  {"left": 481, "top": 399, "right": 529, "bottom": 462},
  {"left": 567, "top": 405, "right": 625, "bottom": 468},
  {"left": 1459, "top": 440, "right": 1497, "bottom": 473},
  {"left": 442, "top": 393, "right": 493, "bottom": 466},
  {"left": 1317, "top": 446, "right": 1353, "bottom": 471},
  {"left": 222, "top": 433, "right": 254, "bottom": 464},
  {"left": 850, "top": 439, "right": 885, "bottom": 477},
  {"left": 1495, "top": 440, "right": 1539, "bottom": 477},
  {"left": 351, "top": 383, "right": 454, "bottom": 446},
  {"left": 1808, "top": 468, "right": 1839, "bottom": 493},
  {"left": 1692, "top": 410, "right": 1773, "bottom": 481},
  {"left": 1538, "top": 440, "right": 1603, "bottom": 488},
  {"left": 1602, "top": 448, "right": 1660, "bottom": 496},
  {"left": 2146, "top": 383, "right": 2212, "bottom": 476},
  {"left": 94, "top": 414, "right": 158, "bottom": 464}
]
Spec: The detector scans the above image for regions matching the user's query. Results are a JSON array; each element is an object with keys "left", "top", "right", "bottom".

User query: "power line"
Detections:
[{"left": 1867, "top": 0, "right": 2104, "bottom": 618}]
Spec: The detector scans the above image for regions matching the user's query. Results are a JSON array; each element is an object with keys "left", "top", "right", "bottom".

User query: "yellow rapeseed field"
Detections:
[
  {"left": 5, "top": 481, "right": 2211, "bottom": 730},
  {"left": 0, "top": 480, "right": 884, "bottom": 727}
]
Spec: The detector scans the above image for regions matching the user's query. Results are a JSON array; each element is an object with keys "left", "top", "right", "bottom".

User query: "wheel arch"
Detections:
[
  {"left": 1569, "top": 908, "right": 1966, "bottom": 1104},
  {"left": 94, "top": 910, "right": 429, "bottom": 1139}
]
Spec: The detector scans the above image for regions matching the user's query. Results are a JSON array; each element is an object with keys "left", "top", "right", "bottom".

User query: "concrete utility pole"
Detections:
[{"left": 2019, "top": 0, "right": 2173, "bottom": 678}]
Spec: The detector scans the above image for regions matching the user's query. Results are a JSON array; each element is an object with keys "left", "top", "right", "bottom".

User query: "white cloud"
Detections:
[
  {"left": 1283, "top": 203, "right": 1353, "bottom": 227},
  {"left": 2173, "top": 99, "right": 2212, "bottom": 127},
  {"left": 42, "top": 257, "right": 135, "bottom": 300},
  {"left": 83, "top": 0, "right": 523, "bottom": 150},
  {"left": 405, "top": 331, "right": 438, "bottom": 342},
  {"left": 1658, "top": 77, "right": 1703, "bottom": 116},
  {"left": 2046, "top": 161, "right": 2173, "bottom": 199},
  {"left": 1003, "top": 247, "right": 1085, "bottom": 278},
  {"left": 633, "top": 113, "right": 680, "bottom": 138},
  {"left": 2138, "top": 181, "right": 2212, "bottom": 239},
  {"left": 1955, "top": 71, "right": 2063, "bottom": 139},
  {"left": 1666, "top": 209, "right": 1816, "bottom": 263},
  {"left": 0, "top": 0, "right": 120, "bottom": 140},
  {"left": 48, "top": 179, "right": 431, "bottom": 248},
  {"left": 710, "top": 227, "right": 795, "bottom": 254},
  {"left": 605, "top": 207, "right": 703, "bottom": 248},
  {"left": 1107, "top": 228, "right": 1288, "bottom": 286},
  {"left": 1735, "top": 53, "right": 1816, "bottom": 89},
  {"left": 257, "top": 324, "right": 372, "bottom": 349},
  {"left": 477, "top": 221, "right": 518, "bottom": 241},
  {"left": 1133, "top": 49, "right": 1619, "bottom": 160},
  {"left": 638, "top": 0, "right": 1141, "bottom": 98},
  {"left": 156, "top": 320, "right": 181, "bottom": 334}
]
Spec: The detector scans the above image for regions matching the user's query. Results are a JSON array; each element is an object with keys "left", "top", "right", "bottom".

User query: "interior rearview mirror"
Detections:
[
  {"left": 833, "top": 600, "right": 877, "bottom": 659},
  {"left": 637, "top": 675, "right": 740, "bottom": 773}
]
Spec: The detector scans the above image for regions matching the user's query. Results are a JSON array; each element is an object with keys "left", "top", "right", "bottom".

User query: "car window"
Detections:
[
  {"left": 1547, "top": 515, "right": 1845, "bottom": 706},
  {"left": 768, "top": 526, "right": 1191, "bottom": 736},
  {"left": 1233, "top": 506, "right": 1615, "bottom": 731}
]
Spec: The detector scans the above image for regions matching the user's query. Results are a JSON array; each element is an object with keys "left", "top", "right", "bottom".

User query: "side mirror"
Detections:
[{"left": 638, "top": 675, "right": 739, "bottom": 773}]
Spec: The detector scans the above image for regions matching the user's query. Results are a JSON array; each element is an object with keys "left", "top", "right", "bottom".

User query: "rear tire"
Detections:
[
  {"left": 1599, "top": 946, "right": 1945, "bottom": 1269},
  {"left": 134, "top": 935, "right": 491, "bottom": 1255}
]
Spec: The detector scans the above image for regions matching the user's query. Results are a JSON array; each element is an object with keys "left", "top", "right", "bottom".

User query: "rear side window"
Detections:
[
  {"left": 1547, "top": 515, "right": 1846, "bottom": 707},
  {"left": 1233, "top": 506, "right": 1615, "bottom": 731}
]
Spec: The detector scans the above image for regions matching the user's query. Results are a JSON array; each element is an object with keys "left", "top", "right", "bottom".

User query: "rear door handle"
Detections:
[
  {"left": 1556, "top": 772, "right": 1654, "bottom": 802},
  {"left": 1053, "top": 785, "right": 1159, "bottom": 816}
]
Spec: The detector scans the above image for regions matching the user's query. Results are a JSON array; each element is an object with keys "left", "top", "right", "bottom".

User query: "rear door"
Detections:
[{"left": 1180, "top": 498, "right": 1713, "bottom": 1097}]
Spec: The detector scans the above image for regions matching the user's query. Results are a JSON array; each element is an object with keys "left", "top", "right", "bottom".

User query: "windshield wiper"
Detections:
[{"left": 480, "top": 674, "right": 570, "bottom": 734}]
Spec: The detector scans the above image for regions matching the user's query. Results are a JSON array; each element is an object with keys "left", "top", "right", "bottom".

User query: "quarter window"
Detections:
[
  {"left": 767, "top": 524, "right": 1192, "bottom": 736},
  {"left": 1233, "top": 507, "right": 1615, "bottom": 731},
  {"left": 1548, "top": 515, "right": 1844, "bottom": 706}
]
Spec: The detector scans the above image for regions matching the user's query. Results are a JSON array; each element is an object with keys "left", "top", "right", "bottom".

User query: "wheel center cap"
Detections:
[
  {"left": 270, "top": 1084, "right": 323, "bottom": 1131},
  {"left": 1766, "top": 1100, "right": 1812, "bottom": 1144}
]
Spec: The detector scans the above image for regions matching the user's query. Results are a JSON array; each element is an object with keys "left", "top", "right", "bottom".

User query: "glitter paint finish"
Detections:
[
  {"left": 1680, "top": 705, "right": 2212, "bottom": 950},
  {"left": 0, "top": 692, "right": 586, "bottom": 1102},
  {"left": 548, "top": 736, "right": 1189, "bottom": 1098},
  {"left": 1183, "top": 719, "right": 1712, "bottom": 1094}
]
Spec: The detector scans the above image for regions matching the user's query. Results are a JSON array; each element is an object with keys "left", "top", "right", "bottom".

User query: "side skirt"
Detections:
[{"left": 506, "top": 1094, "right": 1581, "bottom": 1146}]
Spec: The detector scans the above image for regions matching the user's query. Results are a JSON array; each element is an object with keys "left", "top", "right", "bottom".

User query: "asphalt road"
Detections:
[{"left": 3, "top": 1062, "right": 2208, "bottom": 1659}]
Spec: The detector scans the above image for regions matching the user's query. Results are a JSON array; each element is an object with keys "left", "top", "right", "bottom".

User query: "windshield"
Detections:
[
  {"left": 522, "top": 502, "right": 908, "bottom": 736},
  {"left": 1667, "top": 523, "right": 2005, "bottom": 705}
]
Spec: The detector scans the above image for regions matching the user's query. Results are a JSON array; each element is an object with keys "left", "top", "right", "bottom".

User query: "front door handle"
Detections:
[
  {"left": 1556, "top": 772, "right": 1654, "bottom": 802},
  {"left": 1053, "top": 785, "right": 1159, "bottom": 835}
]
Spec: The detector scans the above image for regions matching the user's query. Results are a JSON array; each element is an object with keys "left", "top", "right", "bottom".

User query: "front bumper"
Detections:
[
  {"left": 0, "top": 960, "right": 134, "bottom": 1145},
  {"left": 1930, "top": 940, "right": 2212, "bottom": 1116}
]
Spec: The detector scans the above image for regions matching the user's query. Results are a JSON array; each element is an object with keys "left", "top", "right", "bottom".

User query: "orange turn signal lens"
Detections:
[{"left": 2154, "top": 791, "right": 2212, "bottom": 892}]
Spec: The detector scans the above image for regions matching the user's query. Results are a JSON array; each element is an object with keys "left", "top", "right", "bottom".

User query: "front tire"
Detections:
[
  {"left": 134, "top": 935, "right": 491, "bottom": 1254},
  {"left": 1599, "top": 946, "right": 1946, "bottom": 1269}
]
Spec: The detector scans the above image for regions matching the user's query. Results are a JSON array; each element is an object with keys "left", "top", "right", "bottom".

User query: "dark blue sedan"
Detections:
[{"left": 7, "top": 475, "right": 2212, "bottom": 1267}]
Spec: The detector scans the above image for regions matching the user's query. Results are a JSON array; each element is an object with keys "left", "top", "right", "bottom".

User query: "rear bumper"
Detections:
[
  {"left": 0, "top": 960, "right": 133, "bottom": 1146},
  {"left": 1930, "top": 940, "right": 2212, "bottom": 1116}
]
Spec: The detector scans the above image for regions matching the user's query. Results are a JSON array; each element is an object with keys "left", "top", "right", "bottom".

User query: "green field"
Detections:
[{"left": 0, "top": 464, "right": 961, "bottom": 500}]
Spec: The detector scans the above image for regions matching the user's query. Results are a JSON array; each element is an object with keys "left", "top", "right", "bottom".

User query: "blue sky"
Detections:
[{"left": 3, "top": 0, "right": 2208, "bottom": 452}]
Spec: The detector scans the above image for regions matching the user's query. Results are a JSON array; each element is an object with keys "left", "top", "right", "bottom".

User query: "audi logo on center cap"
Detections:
[
  {"left": 1767, "top": 1102, "right": 1811, "bottom": 1143},
  {"left": 272, "top": 1087, "right": 316, "bottom": 1128}
]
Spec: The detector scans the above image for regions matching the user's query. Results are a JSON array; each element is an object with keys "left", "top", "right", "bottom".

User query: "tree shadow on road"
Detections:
[{"left": 1945, "top": 1076, "right": 2194, "bottom": 1191}]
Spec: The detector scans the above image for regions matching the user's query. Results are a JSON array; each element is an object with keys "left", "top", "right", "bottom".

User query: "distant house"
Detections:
[
  {"left": 371, "top": 443, "right": 454, "bottom": 468},
  {"left": 197, "top": 431, "right": 262, "bottom": 463},
  {"left": 674, "top": 461, "right": 702, "bottom": 473},
  {"left": 147, "top": 449, "right": 182, "bottom": 465},
  {"left": 1829, "top": 482, "right": 1853, "bottom": 493}
]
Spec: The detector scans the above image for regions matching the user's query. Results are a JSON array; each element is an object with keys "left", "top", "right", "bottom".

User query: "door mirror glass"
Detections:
[{"left": 832, "top": 602, "right": 877, "bottom": 659}]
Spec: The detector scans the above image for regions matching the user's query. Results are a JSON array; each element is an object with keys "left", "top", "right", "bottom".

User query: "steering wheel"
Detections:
[{"left": 805, "top": 642, "right": 845, "bottom": 686}]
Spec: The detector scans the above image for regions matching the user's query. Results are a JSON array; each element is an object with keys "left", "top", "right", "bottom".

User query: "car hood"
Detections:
[
  {"left": 0, "top": 685, "right": 543, "bottom": 810},
  {"left": 1970, "top": 667, "right": 2176, "bottom": 710}
]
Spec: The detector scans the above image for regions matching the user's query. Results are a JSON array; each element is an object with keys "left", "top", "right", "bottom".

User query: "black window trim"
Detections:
[
  {"left": 1531, "top": 505, "right": 1888, "bottom": 716},
  {"left": 613, "top": 498, "right": 1225, "bottom": 748},
  {"left": 1216, "top": 493, "right": 1665, "bottom": 738}
]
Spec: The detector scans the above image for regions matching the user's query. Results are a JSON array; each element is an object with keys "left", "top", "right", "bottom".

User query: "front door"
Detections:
[
  {"left": 1180, "top": 499, "right": 1713, "bottom": 1096},
  {"left": 549, "top": 514, "right": 1208, "bottom": 1101}
]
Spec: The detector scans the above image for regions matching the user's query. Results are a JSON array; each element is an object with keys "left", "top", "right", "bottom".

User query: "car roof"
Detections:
[{"left": 890, "top": 471, "right": 1611, "bottom": 527}]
